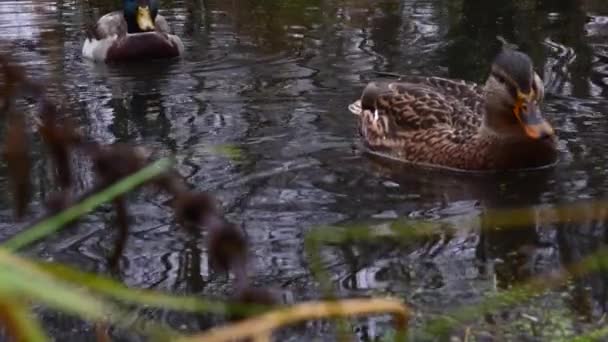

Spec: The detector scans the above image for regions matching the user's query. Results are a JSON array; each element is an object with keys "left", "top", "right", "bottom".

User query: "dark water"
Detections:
[{"left": 2, "top": 0, "right": 608, "bottom": 340}]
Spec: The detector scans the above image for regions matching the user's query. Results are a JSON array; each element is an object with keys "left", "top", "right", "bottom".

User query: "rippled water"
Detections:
[{"left": 2, "top": 0, "right": 608, "bottom": 340}]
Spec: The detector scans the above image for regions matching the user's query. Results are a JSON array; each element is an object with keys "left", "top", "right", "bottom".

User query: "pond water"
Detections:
[{"left": 2, "top": 0, "right": 608, "bottom": 340}]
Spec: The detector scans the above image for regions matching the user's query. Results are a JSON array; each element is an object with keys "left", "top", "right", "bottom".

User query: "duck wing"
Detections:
[
  {"left": 352, "top": 78, "right": 483, "bottom": 138},
  {"left": 154, "top": 15, "right": 171, "bottom": 34},
  {"left": 382, "top": 75, "right": 485, "bottom": 129},
  {"left": 87, "top": 11, "right": 127, "bottom": 40},
  {"left": 398, "top": 76, "right": 485, "bottom": 119}
]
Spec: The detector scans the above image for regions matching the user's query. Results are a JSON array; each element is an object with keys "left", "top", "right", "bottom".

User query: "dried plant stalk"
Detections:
[
  {"left": 109, "top": 197, "right": 129, "bottom": 270},
  {"left": 178, "top": 298, "right": 410, "bottom": 342},
  {"left": 3, "top": 114, "right": 31, "bottom": 219},
  {"left": 0, "top": 299, "right": 47, "bottom": 342}
]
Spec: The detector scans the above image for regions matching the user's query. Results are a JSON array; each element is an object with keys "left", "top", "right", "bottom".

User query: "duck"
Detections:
[
  {"left": 82, "top": 0, "right": 184, "bottom": 63},
  {"left": 348, "top": 48, "right": 559, "bottom": 172}
]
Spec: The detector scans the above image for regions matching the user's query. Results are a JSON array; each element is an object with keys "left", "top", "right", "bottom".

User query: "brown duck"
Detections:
[{"left": 348, "top": 49, "right": 558, "bottom": 171}]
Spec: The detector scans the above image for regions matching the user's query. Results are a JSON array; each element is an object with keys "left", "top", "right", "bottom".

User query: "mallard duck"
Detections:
[
  {"left": 348, "top": 49, "right": 558, "bottom": 171},
  {"left": 82, "top": 0, "right": 184, "bottom": 63}
]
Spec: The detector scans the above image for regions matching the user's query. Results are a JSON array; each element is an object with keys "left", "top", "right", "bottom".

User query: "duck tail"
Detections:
[{"left": 348, "top": 100, "right": 362, "bottom": 116}]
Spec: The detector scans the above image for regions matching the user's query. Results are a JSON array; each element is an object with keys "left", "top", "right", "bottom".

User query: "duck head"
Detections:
[
  {"left": 482, "top": 49, "right": 554, "bottom": 141},
  {"left": 123, "top": 0, "right": 158, "bottom": 33}
]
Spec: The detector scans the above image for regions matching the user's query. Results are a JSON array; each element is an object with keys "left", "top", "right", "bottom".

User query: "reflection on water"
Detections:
[{"left": 2, "top": 0, "right": 608, "bottom": 340}]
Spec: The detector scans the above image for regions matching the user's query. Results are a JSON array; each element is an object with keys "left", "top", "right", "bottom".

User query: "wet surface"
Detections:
[{"left": 2, "top": 0, "right": 608, "bottom": 340}]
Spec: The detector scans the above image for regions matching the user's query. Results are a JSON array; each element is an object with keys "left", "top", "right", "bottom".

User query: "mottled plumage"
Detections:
[
  {"left": 349, "top": 50, "right": 558, "bottom": 171},
  {"left": 82, "top": 0, "right": 184, "bottom": 63}
]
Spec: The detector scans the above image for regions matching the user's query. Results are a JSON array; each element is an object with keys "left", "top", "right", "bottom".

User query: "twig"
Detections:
[
  {"left": 109, "top": 197, "right": 129, "bottom": 271},
  {"left": 177, "top": 298, "right": 411, "bottom": 342}
]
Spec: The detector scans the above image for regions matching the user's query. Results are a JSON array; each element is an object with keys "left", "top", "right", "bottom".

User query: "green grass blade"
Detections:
[
  {"left": 1, "top": 158, "right": 172, "bottom": 251},
  {"left": 208, "top": 144, "right": 244, "bottom": 162},
  {"left": 38, "top": 262, "right": 261, "bottom": 316},
  {"left": 305, "top": 215, "right": 608, "bottom": 340},
  {"left": 571, "top": 326, "right": 608, "bottom": 342},
  {"left": 0, "top": 252, "right": 111, "bottom": 321},
  {"left": 419, "top": 248, "right": 608, "bottom": 338},
  {"left": 0, "top": 249, "right": 179, "bottom": 339}
]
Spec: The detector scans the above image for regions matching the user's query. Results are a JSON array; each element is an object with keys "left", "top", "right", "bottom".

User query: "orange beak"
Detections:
[
  {"left": 136, "top": 6, "right": 155, "bottom": 31},
  {"left": 513, "top": 97, "right": 554, "bottom": 139}
]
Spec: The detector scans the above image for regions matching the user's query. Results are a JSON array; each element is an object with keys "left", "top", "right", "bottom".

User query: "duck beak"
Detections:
[
  {"left": 136, "top": 6, "right": 155, "bottom": 31},
  {"left": 513, "top": 98, "right": 554, "bottom": 140}
]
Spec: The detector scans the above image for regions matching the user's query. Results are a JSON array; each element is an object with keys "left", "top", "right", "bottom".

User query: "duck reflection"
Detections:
[
  {"left": 555, "top": 202, "right": 608, "bottom": 320},
  {"left": 365, "top": 152, "right": 608, "bottom": 321},
  {"left": 89, "top": 61, "right": 177, "bottom": 147}
]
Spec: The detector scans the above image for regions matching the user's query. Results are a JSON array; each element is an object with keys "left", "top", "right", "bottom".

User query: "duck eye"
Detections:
[{"left": 494, "top": 73, "right": 506, "bottom": 84}]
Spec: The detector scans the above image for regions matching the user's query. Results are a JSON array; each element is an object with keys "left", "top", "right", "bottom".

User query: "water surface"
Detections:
[{"left": 2, "top": 0, "right": 608, "bottom": 340}]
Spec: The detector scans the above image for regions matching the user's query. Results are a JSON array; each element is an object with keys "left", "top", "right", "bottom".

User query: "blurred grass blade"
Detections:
[
  {"left": 207, "top": 144, "right": 243, "bottom": 161},
  {"left": 1, "top": 158, "right": 172, "bottom": 251},
  {"left": 304, "top": 220, "right": 443, "bottom": 295},
  {"left": 571, "top": 325, "right": 608, "bottom": 342},
  {"left": 307, "top": 219, "right": 441, "bottom": 245},
  {"left": 38, "top": 262, "right": 259, "bottom": 316},
  {"left": 0, "top": 299, "right": 48, "bottom": 342},
  {"left": 0, "top": 249, "right": 177, "bottom": 340},
  {"left": 0, "top": 250, "right": 112, "bottom": 321},
  {"left": 421, "top": 247, "right": 608, "bottom": 338},
  {"left": 305, "top": 214, "right": 608, "bottom": 341},
  {"left": 304, "top": 220, "right": 441, "bottom": 340}
]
